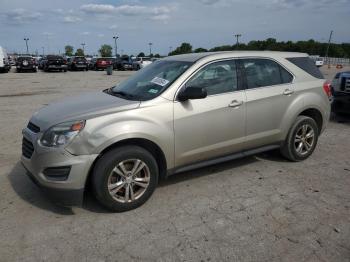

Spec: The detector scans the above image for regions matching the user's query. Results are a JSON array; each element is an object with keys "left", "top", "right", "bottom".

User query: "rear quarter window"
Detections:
[{"left": 287, "top": 57, "right": 324, "bottom": 79}]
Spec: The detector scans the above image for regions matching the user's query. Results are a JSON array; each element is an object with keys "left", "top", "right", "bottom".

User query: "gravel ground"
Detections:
[{"left": 0, "top": 66, "right": 349, "bottom": 262}]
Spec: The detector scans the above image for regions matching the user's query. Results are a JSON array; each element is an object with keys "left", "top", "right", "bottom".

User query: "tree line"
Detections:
[
  {"left": 169, "top": 38, "right": 350, "bottom": 58},
  {"left": 64, "top": 44, "right": 161, "bottom": 58}
]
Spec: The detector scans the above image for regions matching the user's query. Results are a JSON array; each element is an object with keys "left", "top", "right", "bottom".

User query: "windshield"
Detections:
[{"left": 111, "top": 60, "right": 193, "bottom": 101}]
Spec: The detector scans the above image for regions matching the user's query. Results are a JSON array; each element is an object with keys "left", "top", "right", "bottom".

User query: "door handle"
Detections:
[
  {"left": 283, "top": 89, "right": 294, "bottom": 95},
  {"left": 228, "top": 100, "right": 243, "bottom": 108}
]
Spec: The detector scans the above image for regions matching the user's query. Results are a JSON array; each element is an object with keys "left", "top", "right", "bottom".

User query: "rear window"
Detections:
[
  {"left": 74, "top": 57, "right": 86, "bottom": 61},
  {"left": 287, "top": 57, "right": 324, "bottom": 79},
  {"left": 17, "top": 57, "right": 32, "bottom": 61},
  {"left": 47, "top": 55, "right": 63, "bottom": 60}
]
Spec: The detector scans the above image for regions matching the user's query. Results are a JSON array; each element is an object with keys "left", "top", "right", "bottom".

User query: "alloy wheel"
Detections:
[
  {"left": 294, "top": 124, "right": 315, "bottom": 156},
  {"left": 107, "top": 159, "right": 150, "bottom": 203}
]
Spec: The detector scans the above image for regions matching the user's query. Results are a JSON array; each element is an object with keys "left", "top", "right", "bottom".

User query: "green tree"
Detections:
[
  {"left": 65, "top": 45, "right": 74, "bottom": 56},
  {"left": 169, "top": 43, "right": 192, "bottom": 56},
  {"left": 99, "top": 44, "right": 113, "bottom": 57},
  {"left": 194, "top": 48, "right": 208, "bottom": 53},
  {"left": 75, "top": 48, "right": 84, "bottom": 56},
  {"left": 154, "top": 54, "right": 161, "bottom": 58},
  {"left": 137, "top": 52, "right": 145, "bottom": 57}
]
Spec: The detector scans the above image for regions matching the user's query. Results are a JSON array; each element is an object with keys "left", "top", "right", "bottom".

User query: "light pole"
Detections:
[
  {"left": 149, "top": 43, "right": 153, "bottom": 57},
  {"left": 113, "top": 36, "right": 119, "bottom": 58},
  {"left": 24, "top": 38, "right": 29, "bottom": 54},
  {"left": 325, "top": 30, "right": 333, "bottom": 67},
  {"left": 234, "top": 34, "right": 242, "bottom": 47},
  {"left": 81, "top": 43, "right": 86, "bottom": 54}
]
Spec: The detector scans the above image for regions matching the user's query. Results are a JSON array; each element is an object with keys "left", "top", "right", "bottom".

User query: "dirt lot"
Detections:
[{"left": 0, "top": 66, "right": 349, "bottom": 262}]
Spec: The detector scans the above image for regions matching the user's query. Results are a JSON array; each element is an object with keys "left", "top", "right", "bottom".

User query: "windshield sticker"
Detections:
[
  {"left": 148, "top": 89, "right": 159, "bottom": 94},
  {"left": 150, "top": 77, "right": 169, "bottom": 87}
]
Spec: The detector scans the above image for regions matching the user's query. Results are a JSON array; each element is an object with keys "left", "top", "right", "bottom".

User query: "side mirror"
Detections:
[{"left": 178, "top": 85, "right": 207, "bottom": 102}]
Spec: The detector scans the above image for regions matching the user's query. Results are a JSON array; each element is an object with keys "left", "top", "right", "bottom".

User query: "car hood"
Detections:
[{"left": 30, "top": 91, "right": 140, "bottom": 130}]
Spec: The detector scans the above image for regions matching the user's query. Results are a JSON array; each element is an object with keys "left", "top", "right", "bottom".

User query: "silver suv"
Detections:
[{"left": 21, "top": 51, "right": 331, "bottom": 212}]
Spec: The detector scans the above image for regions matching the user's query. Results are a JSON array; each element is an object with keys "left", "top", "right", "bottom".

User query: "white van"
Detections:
[{"left": 0, "top": 46, "right": 10, "bottom": 73}]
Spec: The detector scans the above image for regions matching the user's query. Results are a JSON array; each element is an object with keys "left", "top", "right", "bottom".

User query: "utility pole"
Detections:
[
  {"left": 24, "top": 38, "right": 29, "bottom": 54},
  {"left": 42, "top": 46, "right": 45, "bottom": 56},
  {"left": 113, "top": 36, "right": 119, "bottom": 58},
  {"left": 234, "top": 34, "right": 242, "bottom": 46},
  {"left": 149, "top": 43, "right": 153, "bottom": 57},
  {"left": 81, "top": 43, "right": 86, "bottom": 54},
  {"left": 169, "top": 46, "right": 172, "bottom": 54},
  {"left": 325, "top": 30, "right": 333, "bottom": 67}
]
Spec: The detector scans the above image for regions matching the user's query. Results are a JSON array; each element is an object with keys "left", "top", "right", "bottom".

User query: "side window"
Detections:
[
  {"left": 186, "top": 60, "right": 238, "bottom": 96},
  {"left": 280, "top": 66, "right": 293, "bottom": 83},
  {"left": 242, "top": 59, "right": 293, "bottom": 89}
]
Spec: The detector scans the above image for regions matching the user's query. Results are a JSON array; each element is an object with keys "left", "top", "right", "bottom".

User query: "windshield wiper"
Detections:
[{"left": 110, "top": 89, "right": 137, "bottom": 100}]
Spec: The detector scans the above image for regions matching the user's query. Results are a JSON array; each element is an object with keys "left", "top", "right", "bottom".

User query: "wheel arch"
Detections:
[
  {"left": 298, "top": 108, "right": 323, "bottom": 134},
  {"left": 86, "top": 138, "right": 168, "bottom": 188}
]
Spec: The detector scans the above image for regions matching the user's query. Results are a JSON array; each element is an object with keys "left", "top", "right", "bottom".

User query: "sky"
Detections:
[{"left": 0, "top": 0, "right": 349, "bottom": 56}]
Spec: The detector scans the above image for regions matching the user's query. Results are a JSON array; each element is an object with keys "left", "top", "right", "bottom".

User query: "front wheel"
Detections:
[
  {"left": 281, "top": 116, "right": 319, "bottom": 161},
  {"left": 92, "top": 146, "right": 159, "bottom": 212}
]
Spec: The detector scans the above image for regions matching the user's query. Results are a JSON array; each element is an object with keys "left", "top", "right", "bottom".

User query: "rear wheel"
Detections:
[
  {"left": 92, "top": 146, "right": 159, "bottom": 212},
  {"left": 281, "top": 116, "right": 319, "bottom": 161}
]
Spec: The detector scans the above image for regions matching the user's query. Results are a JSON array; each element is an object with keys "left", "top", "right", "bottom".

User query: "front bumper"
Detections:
[
  {"left": 332, "top": 92, "right": 350, "bottom": 114},
  {"left": 21, "top": 127, "right": 98, "bottom": 206}
]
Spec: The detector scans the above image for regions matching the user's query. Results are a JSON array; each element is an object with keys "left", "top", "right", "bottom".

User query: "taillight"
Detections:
[{"left": 323, "top": 81, "right": 332, "bottom": 98}]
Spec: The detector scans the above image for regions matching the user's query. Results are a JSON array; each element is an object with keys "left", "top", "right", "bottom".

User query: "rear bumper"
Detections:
[{"left": 48, "top": 65, "right": 67, "bottom": 70}]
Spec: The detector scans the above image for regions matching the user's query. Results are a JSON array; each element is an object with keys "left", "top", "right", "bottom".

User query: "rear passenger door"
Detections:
[{"left": 240, "top": 58, "right": 295, "bottom": 149}]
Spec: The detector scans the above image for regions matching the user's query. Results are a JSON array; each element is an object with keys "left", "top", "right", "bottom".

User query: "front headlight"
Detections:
[{"left": 40, "top": 120, "right": 85, "bottom": 147}]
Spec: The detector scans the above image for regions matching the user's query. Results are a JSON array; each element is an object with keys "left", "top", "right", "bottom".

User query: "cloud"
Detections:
[
  {"left": 80, "top": 4, "right": 171, "bottom": 19},
  {"left": 81, "top": 32, "right": 90, "bottom": 36},
  {"left": 268, "top": 0, "right": 350, "bottom": 9},
  {"left": 199, "top": 0, "right": 221, "bottom": 5},
  {"left": 63, "top": 16, "right": 82, "bottom": 23},
  {"left": 108, "top": 24, "right": 118, "bottom": 30},
  {"left": 1, "top": 8, "right": 42, "bottom": 25},
  {"left": 151, "top": 14, "right": 170, "bottom": 21},
  {"left": 97, "top": 33, "right": 105, "bottom": 38}
]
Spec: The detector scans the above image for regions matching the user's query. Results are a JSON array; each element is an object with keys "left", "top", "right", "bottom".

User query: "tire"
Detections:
[
  {"left": 92, "top": 146, "right": 159, "bottom": 212},
  {"left": 17, "top": 69, "right": 21, "bottom": 73},
  {"left": 63, "top": 69, "right": 67, "bottom": 72},
  {"left": 281, "top": 116, "right": 319, "bottom": 162}
]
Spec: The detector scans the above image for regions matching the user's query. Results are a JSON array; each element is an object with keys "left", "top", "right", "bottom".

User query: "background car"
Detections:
[
  {"left": 0, "top": 46, "right": 11, "bottom": 73},
  {"left": 132, "top": 56, "right": 152, "bottom": 70},
  {"left": 331, "top": 71, "right": 350, "bottom": 116},
  {"left": 116, "top": 55, "right": 133, "bottom": 70},
  {"left": 15, "top": 56, "right": 37, "bottom": 73},
  {"left": 67, "top": 56, "right": 89, "bottom": 71},
  {"left": 89, "top": 57, "right": 113, "bottom": 70},
  {"left": 42, "top": 55, "right": 67, "bottom": 72},
  {"left": 315, "top": 57, "right": 324, "bottom": 67},
  {"left": 38, "top": 56, "right": 47, "bottom": 70}
]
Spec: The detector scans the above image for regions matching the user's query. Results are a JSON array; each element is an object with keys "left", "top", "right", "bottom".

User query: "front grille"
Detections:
[
  {"left": 27, "top": 122, "right": 40, "bottom": 133},
  {"left": 22, "top": 137, "right": 34, "bottom": 159}
]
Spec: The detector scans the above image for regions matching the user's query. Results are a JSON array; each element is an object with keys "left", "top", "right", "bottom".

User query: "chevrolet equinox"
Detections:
[{"left": 21, "top": 51, "right": 331, "bottom": 212}]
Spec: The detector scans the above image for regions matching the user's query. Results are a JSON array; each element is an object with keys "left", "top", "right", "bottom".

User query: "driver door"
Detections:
[{"left": 174, "top": 59, "right": 246, "bottom": 167}]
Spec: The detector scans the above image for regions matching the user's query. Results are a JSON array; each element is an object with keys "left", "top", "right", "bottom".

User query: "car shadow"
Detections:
[
  {"left": 330, "top": 112, "right": 350, "bottom": 125},
  {"left": 8, "top": 162, "right": 75, "bottom": 215},
  {"left": 9, "top": 152, "right": 273, "bottom": 214}
]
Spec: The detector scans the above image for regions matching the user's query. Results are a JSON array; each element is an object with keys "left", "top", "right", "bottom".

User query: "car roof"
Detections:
[{"left": 163, "top": 51, "right": 308, "bottom": 62}]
